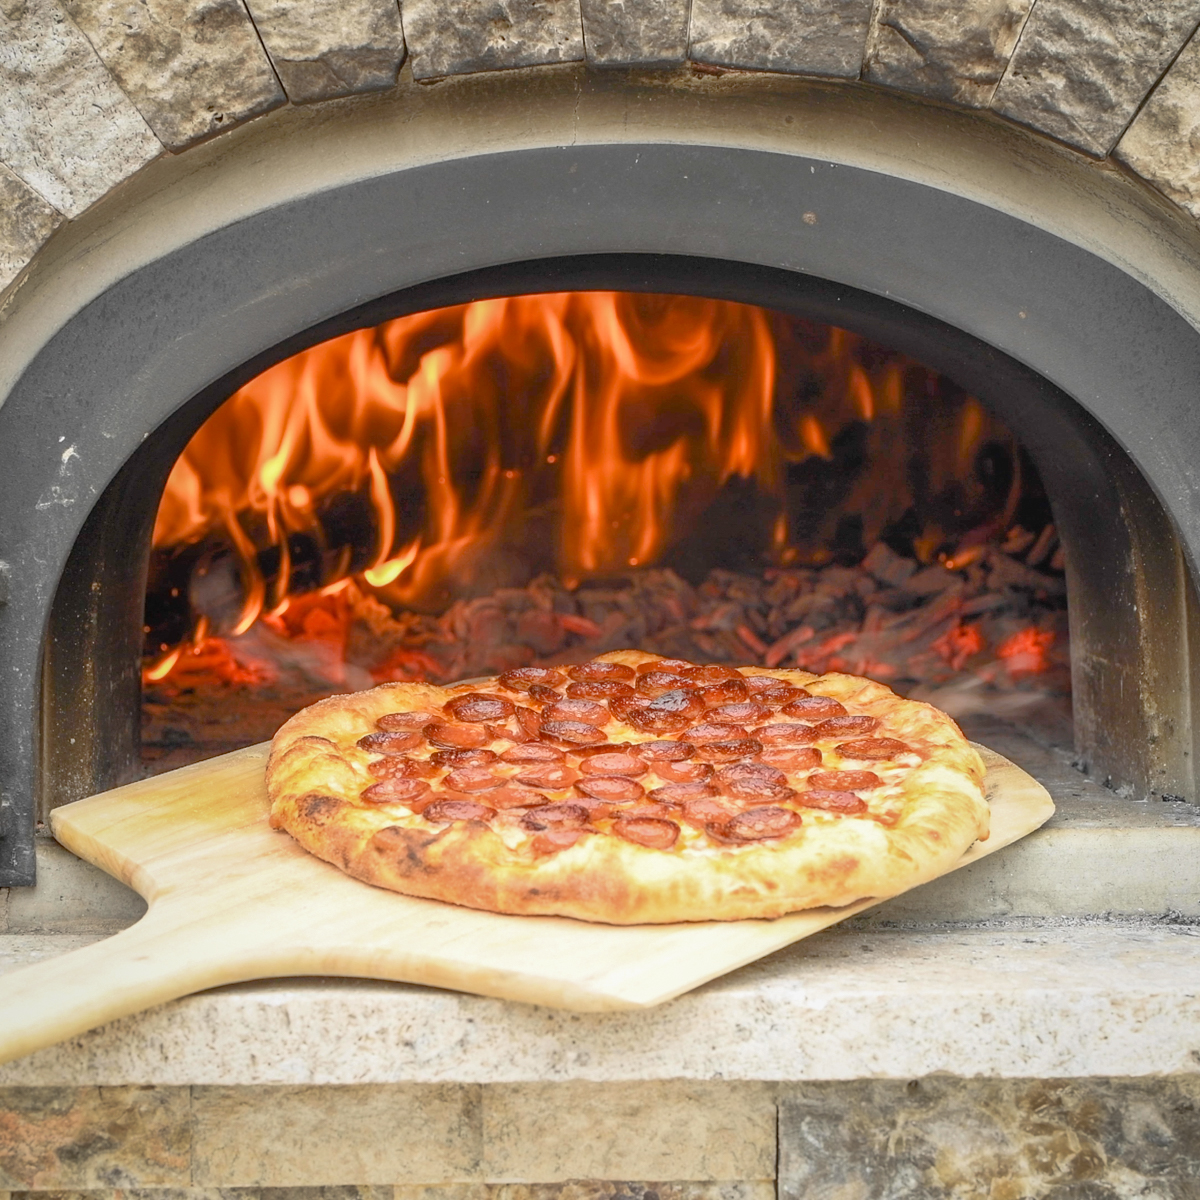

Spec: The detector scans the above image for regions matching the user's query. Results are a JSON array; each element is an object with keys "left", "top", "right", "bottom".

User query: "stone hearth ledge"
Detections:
[{"left": 1, "top": 921, "right": 1198, "bottom": 1086}]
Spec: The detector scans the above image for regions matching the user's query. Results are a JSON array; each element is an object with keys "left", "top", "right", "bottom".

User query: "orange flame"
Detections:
[{"left": 153, "top": 294, "right": 779, "bottom": 638}]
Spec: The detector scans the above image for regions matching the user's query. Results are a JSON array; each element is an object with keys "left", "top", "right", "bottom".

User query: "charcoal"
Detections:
[{"left": 861, "top": 541, "right": 918, "bottom": 587}]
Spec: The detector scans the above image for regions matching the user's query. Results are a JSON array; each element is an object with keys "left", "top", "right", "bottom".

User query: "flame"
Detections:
[
  {"left": 147, "top": 292, "right": 1016, "bottom": 685},
  {"left": 153, "top": 293, "right": 779, "bottom": 639}
]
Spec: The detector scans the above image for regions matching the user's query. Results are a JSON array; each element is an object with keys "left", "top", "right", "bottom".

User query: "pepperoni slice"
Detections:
[
  {"left": 781, "top": 695, "right": 847, "bottom": 720},
  {"left": 574, "top": 741, "right": 635, "bottom": 758},
  {"left": 815, "top": 714, "right": 880, "bottom": 738},
  {"left": 837, "top": 737, "right": 918, "bottom": 760},
  {"left": 693, "top": 738, "right": 763, "bottom": 763},
  {"left": 627, "top": 708, "right": 692, "bottom": 735},
  {"left": 630, "top": 740, "right": 696, "bottom": 762},
  {"left": 717, "top": 762, "right": 787, "bottom": 788},
  {"left": 709, "top": 806, "right": 802, "bottom": 842},
  {"left": 423, "top": 799, "right": 496, "bottom": 823},
  {"left": 544, "top": 697, "right": 610, "bottom": 727},
  {"left": 531, "top": 828, "right": 589, "bottom": 854},
  {"left": 485, "top": 716, "right": 534, "bottom": 744},
  {"left": 424, "top": 721, "right": 489, "bottom": 749},
  {"left": 515, "top": 706, "right": 542, "bottom": 739},
  {"left": 578, "top": 752, "right": 646, "bottom": 778},
  {"left": 500, "top": 742, "right": 565, "bottom": 764},
  {"left": 654, "top": 759, "right": 713, "bottom": 783},
  {"left": 687, "top": 721, "right": 747, "bottom": 743},
  {"left": 528, "top": 683, "right": 565, "bottom": 706},
  {"left": 636, "top": 657, "right": 694, "bottom": 675},
  {"left": 614, "top": 816, "right": 680, "bottom": 849},
  {"left": 486, "top": 783, "right": 548, "bottom": 809},
  {"left": 723, "top": 780, "right": 797, "bottom": 804},
  {"left": 498, "top": 666, "right": 567, "bottom": 692},
  {"left": 576, "top": 775, "right": 644, "bottom": 803},
  {"left": 685, "top": 664, "right": 743, "bottom": 685},
  {"left": 567, "top": 680, "right": 635, "bottom": 701},
  {"left": 361, "top": 777, "right": 432, "bottom": 806},
  {"left": 708, "top": 702, "right": 771, "bottom": 725},
  {"left": 377, "top": 710, "right": 439, "bottom": 731},
  {"left": 430, "top": 747, "right": 498, "bottom": 768},
  {"left": 568, "top": 660, "right": 636, "bottom": 682},
  {"left": 646, "top": 688, "right": 707, "bottom": 718},
  {"left": 571, "top": 795, "right": 615, "bottom": 820},
  {"left": 754, "top": 722, "right": 818, "bottom": 745},
  {"left": 609, "top": 694, "right": 652, "bottom": 723},
  {"left": 760, "top": 747, "right": 822, "bottom": 771},
  {"left": 698, "top": 678, "right": 749, "bottom": 707},
  {"left": 445, "top": 692, "right": 516, "bottom": 723},
  {"left": 521, "top": 802, "right": 591, "bottom": 830},
  {"left": 367, "top": 756, "right": 436, "bottom": 779},
  {"left": 358, "top": 731, "right": 422, "bottom": 753},
  {"left": 809, "top": 770, "right": 882, "bottom": 791},
  {"left": 798, "top": 789, "right": 868, "bottom": 813},
  {"left": 444, "top": 765, "right": 503, "bottom": 792},
  {"left": 681, "top": 797, "right": 738, "bottom": 826},
  {"left": 515, "top": 764, "right": 580, "bottom": 790},
  {"left": 636, "top": 670, "right": 694, "bottom": 697},
  {"left": 744, "top": 676, "right": 807, "bottom": 698},
  {"left": 649, "top": 780, "right": 719, "bottom": 803},
  {"left": 541, "top": 719, "right": 609, "bottom": 745},
  {"left": 621, "top": 802, "right": 681, "bottom": 820}
]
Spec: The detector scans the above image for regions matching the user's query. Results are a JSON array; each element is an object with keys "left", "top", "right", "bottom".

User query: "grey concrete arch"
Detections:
[{"left": 1, "top": 138, "right": 1198, "bottom": 883}]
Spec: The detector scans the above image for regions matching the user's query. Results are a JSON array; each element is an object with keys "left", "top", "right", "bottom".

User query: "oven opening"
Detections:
[{"left": 137, "top": 291, "right": 1069, "bottom": 773}]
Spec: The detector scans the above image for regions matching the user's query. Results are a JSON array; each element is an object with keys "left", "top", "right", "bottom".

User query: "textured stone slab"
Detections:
[
  {"left": 1117, "top": 27, "right": 1200, "bottom": 219},
  {"left": 688, "top": 0, "right": 872, "bottom": 78},
  {"left": 3, "top": 923, "right": 1200, "bottom": 1085},
  {"left": 190, "top": 1085, "right": 482, "bottom": 1185},
  {"left": 0, "top": 1085, "right": 190, "bottom": 1190},
  {"left": 0, "top": 0, "right": 161, "bottom": 217},
  {"left": 403, "top": 0, "right": 584, "bottom": 79},
  {"left": 60, "top": 0, "right": 286, "bottom": 151},
  {"left": 778, "top": 1076, "right": 1200, "bottom": 1198},
  {"left": 0, "top": 167, "right": 63, "bottom": 293},
  {"left": 480, "top": 1083, "right": 775, "bottom": 1181},
  {"left": 397, "top": 1185, "right": 774, "bottom": 1200},
  {"left": 581, "top": 0, "right": 687, "bottom": 65},
  {"left": 245, "top": 0, "right": 406, "bottom": 104},
  {"left": 991, "top": 0, "right": 1200, "bottom": 157},
  {"left": 863, "top": 0, "right": 1034, "bottom": 107}
]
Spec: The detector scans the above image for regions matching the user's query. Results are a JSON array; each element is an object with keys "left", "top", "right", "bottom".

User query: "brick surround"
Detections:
[{"left": 5, "top": 0, "right": 1200, "bottom": 294}]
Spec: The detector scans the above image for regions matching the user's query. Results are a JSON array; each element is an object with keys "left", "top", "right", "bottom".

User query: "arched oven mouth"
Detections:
[{"left": 3, "top": 133, "right": 1198, "bottom": 886}]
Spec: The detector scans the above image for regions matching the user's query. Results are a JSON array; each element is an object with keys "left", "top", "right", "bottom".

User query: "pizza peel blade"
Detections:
[{"left": 0, "top": 743, "right": 1052, "bottom": 1066}]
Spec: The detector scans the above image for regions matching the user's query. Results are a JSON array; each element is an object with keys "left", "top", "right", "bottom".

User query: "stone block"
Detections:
[
  {"left": 0, "top": 1086, "right": 190, "bottom": 1189},
  {"left": 480, "top": 1083, "right": 776, "bottom": 1182},
  {"left": 778, "top": 1076, "right": 1200, "bottom": 1197},
  {"left": 0, "top": 0, "right": 161, "bottom": 218},
  {"left": 688, "top": 0, "right": 872, "bottom": 78},
  {"left": 402, "top": 0, "right": 584, "bottom": 79},
  {"left": 190, "top": 1085, "right": 482, "bottom": 1185},
  {"left": 1116, "top": 27, "right": 1200, "bottom": 220},
  {"left": 244, "top": 0, "right": 406, "bottom": 104},
  {"left": 0, "top": 166, "right": 63, "bottom": 294},
  {"left": 60, "top": 0, "right": 287, "bottom": 151},
  {"left": 581, "top": 0, "right": 688, "bottom": 66},
  {"left": 5, "top": 842, "right": 145, "bottom": 935},
  {"left": 990, "top": 0, "right": 1200, "bottom": 158},
  {"left": 863, "top": 0, "right": 1034, "bottom": 107},
  {"left": 396, "top": 1187, "right": 774, "bottom": 1200}
]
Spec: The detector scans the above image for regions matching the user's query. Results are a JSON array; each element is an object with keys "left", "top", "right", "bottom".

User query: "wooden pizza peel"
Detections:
[{"left": 0, "top": 743, "right": 1052, "bottom": 1066}]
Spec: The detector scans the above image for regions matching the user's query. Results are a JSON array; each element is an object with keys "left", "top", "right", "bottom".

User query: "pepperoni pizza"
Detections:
[{"left": 265, "top": 650, "right": 988, "bottom": 923}]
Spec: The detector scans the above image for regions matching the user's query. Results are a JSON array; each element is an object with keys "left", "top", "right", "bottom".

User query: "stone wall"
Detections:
[
  {"left": 1, "top": 1079, "right": 1198, "bottom": 1195},
  {"left": 4, "top": 0, "right": 1200, "bottom": 296}
]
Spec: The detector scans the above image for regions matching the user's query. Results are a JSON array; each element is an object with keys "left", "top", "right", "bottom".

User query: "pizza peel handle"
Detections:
[{"left": 0, "top": 893, "right": 280, "bottom": 1066}]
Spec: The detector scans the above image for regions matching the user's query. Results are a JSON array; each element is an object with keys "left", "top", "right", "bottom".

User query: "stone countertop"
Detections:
[{"left": 1, "top": 919, "right": 1198, "bottom": 1086}]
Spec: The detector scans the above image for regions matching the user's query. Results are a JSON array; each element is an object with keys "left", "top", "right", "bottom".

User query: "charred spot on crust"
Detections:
[{"left": 297, "top": 792, "right": 345, "bottom": 823}]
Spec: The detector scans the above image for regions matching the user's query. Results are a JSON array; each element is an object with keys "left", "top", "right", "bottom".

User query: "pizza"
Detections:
[{"left": 265, "top": 650, "right": 988, "bottom": 923}]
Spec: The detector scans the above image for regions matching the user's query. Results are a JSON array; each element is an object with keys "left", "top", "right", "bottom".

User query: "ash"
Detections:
[{"left": 142, "top": 533, "right": 1069, "bottom": 775}]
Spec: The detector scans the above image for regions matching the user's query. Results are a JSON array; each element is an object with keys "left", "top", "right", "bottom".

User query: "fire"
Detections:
[{"left": 146, "top": 292, "right": 1017, "bottom": 685}]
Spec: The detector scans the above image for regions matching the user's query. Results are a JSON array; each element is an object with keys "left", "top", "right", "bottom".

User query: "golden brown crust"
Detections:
[{"left": 266, "top": 650, "right": 988, "bottom": 924}]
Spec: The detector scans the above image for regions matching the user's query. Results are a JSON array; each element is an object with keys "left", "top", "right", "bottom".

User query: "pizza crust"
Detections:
[{"left": 266, "top": 651, "right": 988, "bottom": 924}]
